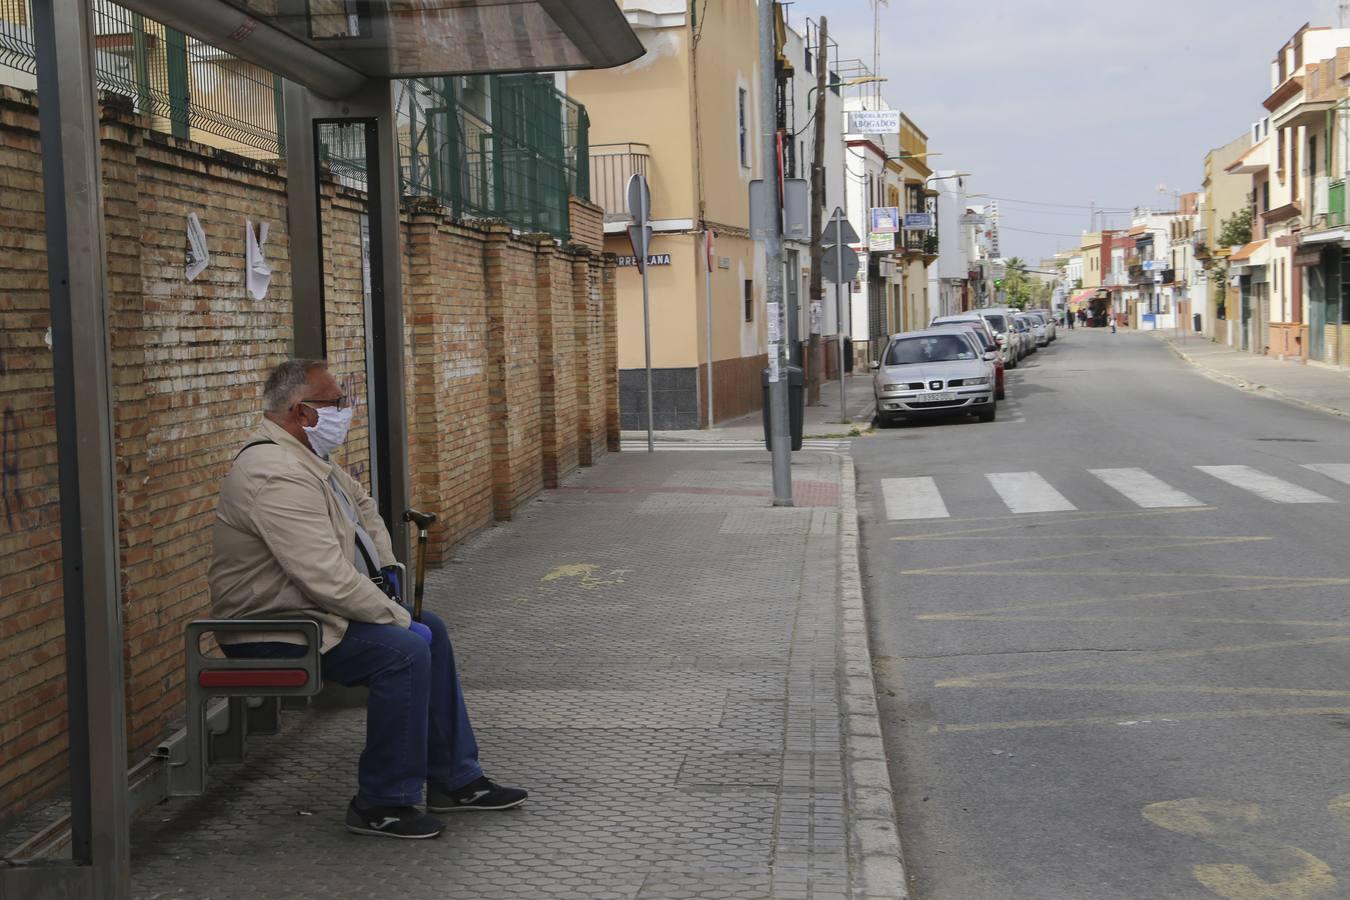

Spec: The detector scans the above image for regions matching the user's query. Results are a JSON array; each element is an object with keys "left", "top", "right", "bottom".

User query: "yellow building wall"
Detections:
[
  {"left": 691, "top": 0, "right": 762, "bottom": 231},
  {"left": 567, "top": 24, "right": 697, "bottom": 222},
  {"left": 610, "top": 232, "right": 700, "bottom": 369},
  {"left": 1080, "top": 234, "right": 1103, "bottom": 289}
]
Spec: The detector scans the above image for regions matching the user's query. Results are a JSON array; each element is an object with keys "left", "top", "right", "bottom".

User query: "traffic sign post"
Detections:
[
  {"left": 822, "top": 207, "right": 859, "bottom": 424},
  {"left": 627, "top": 173, "right": 655, "bottom": 452}
]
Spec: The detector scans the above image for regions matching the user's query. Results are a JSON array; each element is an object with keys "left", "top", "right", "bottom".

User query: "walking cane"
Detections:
[{"left": 402, "top": 509, "right": 437, "bottom": 622}]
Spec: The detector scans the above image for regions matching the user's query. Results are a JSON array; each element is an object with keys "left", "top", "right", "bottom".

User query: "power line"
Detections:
[{"left": 999, "top": 225, "right": 1091, "bottom": 238}]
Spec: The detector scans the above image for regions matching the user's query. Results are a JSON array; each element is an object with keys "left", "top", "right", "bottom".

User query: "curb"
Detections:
[
  {"left": 838, "top": 456, "right": 910, "bottom": 899},
  {"left": 1159, "top": 336, "right": 1350, "bottom": 423}
]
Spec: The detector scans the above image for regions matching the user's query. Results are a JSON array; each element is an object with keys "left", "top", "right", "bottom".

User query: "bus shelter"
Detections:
[{"left": 2, "top": 3, "right": 640, "bottom": 898}]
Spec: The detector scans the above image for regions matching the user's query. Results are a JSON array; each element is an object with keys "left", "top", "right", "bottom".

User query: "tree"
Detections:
[
  {"left": 1002, "top": 257, "right": 1033, "bottom": 310},
  {"left": 1216, "top": 207, "right": 1253, "bottom": 248}
]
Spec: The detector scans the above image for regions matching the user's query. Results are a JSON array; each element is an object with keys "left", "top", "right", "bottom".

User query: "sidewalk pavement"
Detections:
[
  {"left": 129, "top": 445, "right": 906, "bottom": 899},
  {"left": 620, "top": 375, "right": 876, "bottom": 447},
  {"left": 1155, "top": 332, "right": 1350, "bottom": 419}
]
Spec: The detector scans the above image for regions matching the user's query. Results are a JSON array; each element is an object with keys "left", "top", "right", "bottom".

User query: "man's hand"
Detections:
[{"left": 409, "top": 621, "right": 432, "bottom": 645}]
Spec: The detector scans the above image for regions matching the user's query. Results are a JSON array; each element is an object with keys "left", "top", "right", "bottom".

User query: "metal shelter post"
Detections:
[
  {"left": 2, "top": 0, "right": 131, "bottom": 898},
  {"left": 284, "top": 81, "right": 413, "bottom": 558}
]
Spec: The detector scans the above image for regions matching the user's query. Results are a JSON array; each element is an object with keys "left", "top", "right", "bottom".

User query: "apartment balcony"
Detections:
[
  {"left": 589, "top": 142, "right": 649, "bottom": 224},
  {"left": 1192, "top": 228, "right": 1210, "bottom": 258}
]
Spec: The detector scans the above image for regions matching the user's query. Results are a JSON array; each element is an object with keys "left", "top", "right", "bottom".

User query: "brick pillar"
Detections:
[
  {"left": 601, "top": 256, "right": 620, "bottom": 452},
  {"left": 533, "top": 236, "right": 563, "bottom": 487},
  {"left": 483, "top": 226, "right": 543, "bottom": 519},
  {"left": 100, "top": 107, "right": 158, "bottom": 750},
  {"left": 571, "top": 249, "right": 598, "bottom": 466}
]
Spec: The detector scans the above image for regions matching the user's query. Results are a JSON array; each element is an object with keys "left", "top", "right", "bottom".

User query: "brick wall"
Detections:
[
  {"left": 567, "top": 196, "right": 604, "bottom": 253},
  {"left": 0, "top": 88, "right": 619, "bottom": 828}
]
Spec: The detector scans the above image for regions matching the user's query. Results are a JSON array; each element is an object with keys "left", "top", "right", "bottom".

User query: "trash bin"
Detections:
[
  {"left": 762, "top": 365, "right": 804, "bottom": 452},
  {"left": 1193, "top": 313, "right": 1202, "bottom": 333}
]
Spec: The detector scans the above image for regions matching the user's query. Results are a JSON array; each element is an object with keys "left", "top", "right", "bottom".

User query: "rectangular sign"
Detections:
[
  {"left": 870, "top": 207, "right": 900, "bottom": 234},
  {"left": 617, "top": 253, "right": 672, "bottom": 268},
  {"left": 903, "top": 212, "right": 933, "bottom": 230},
  {"left": 868, "top": 231, "right": 896, "bottom": 252},
  {"left": 848, "top": 110, "right": 901, "bottom": 134}
]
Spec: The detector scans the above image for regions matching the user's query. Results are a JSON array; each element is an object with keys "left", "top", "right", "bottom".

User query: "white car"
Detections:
[
  {"left": 973, "top": 309, "right": 1018, "bottom": 369},
  {"left": 871, "top": 328, "right": 999, "bottom": 426}
]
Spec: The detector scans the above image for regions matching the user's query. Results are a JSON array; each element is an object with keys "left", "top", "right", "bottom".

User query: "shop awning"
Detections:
[{"left": 1229, "top": 239, "right": 1270, "bottom": 269}]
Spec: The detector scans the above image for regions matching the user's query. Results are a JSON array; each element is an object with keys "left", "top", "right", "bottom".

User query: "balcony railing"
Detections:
[{"left": 589, "top": 142, "right": 650, "bottom": 223}]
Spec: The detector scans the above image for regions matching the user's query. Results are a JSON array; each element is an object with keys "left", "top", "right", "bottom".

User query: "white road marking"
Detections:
[
  {"left": 1302, "top": 463, "right": 1350, "bottom": 487},
  {"left": 1089, "top": 468, "right": 1204, "bottom": 508},
  {"left": 882, "top": 477, "right": 950, "bottom": 520},
  {"left": 1195, "top": 465, "right": 1334, "bottom": 504},
  {"left": 986, "top": 472, "right": 1077, "bottom": 514}
]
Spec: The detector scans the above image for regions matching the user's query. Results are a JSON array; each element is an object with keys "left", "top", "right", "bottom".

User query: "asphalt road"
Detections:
[{"left": 854, "top": 328, "right": 1350, "bottom": 900}]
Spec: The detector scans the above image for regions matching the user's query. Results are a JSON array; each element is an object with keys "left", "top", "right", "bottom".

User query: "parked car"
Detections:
[
  {"left": 1038, "top": 309, "right": 1057, "bottom": 342},
  {"left": 871, "top": 328, "right": 998, "bottom": 426},
  {"left": 1019, "top": 311, "right": 1048, "bottom": 347},
  {"left": 930, "top": 320, "right": 1005, "bottom": 399},
  {"left": 973, "top": 308, "right": 1018, "bottom": 369},
  {"left": 1010, "top": 313, "right": 1035, "bottom": 355}
]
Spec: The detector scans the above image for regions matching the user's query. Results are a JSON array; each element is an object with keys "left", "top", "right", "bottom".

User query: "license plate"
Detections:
[{"left": 918, "top": 392, "right": 955, "bottom": 402}]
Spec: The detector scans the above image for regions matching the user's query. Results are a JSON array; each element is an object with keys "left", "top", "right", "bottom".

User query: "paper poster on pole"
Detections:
[
  {"left": 767, "top": 354, "right": 781, "bottom": 383},
  {"left": 767, "top": 301, "right": 781, "bottom": 343},
  {"left": 185, "top": 213, "right": 209, "bottom": 281}
]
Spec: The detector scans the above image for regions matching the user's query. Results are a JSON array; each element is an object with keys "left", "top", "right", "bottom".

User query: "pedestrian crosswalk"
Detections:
[
  {"left": 881, "top": 464, "right": 1350, "bottom": 520},
  {"left": 619, "top": 438, "right": 852, "bottom": 453},
  {"left": 1089, "top": 468, "right": 1204, "bottom": 508}
]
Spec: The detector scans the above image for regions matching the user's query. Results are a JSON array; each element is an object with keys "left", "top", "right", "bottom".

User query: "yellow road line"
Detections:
[
  {"left": 918, "top": 612, "right": 1350, "bottom": 629},
  {"left": 897, "top": 536, "right": 1269, "bottom": 574},
  {"left": 929, "top": 705, "right": 1350, "bottom": 734},
  {"left": 932, "top": 634, "right": 1350, "bottom": 687},
  {"left": 935, "top": 681, "right": 1350, "bottom": 699}
]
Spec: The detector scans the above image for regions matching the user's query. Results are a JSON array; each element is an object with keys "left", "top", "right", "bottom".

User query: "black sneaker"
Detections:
[
  {"left": 426, "top": 776, "right": 528, "bottom": 813},
  {"left": 345, "top": 796, "right": 445, "bottom": 839}
]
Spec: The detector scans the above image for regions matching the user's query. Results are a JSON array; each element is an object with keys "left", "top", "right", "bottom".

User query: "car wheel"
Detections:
[
  {"left": 996, "top": 387, "right": 1005, "bottom": 400},
  {"left": 978, "top": 403, "right": 997, "bottom": 423}
]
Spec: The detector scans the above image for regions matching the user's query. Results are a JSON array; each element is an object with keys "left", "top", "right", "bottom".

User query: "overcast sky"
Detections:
[{"left": 783, "top": 0, "right": 1344, "bottom": 262}]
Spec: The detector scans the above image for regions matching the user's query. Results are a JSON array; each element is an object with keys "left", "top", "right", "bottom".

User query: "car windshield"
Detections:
[
  {"left": 1013, "top": 319, "right": 1028, "bottom": 332},
  {"left": 982, "top": 314, "right": 1007, "bottom": 332},
  {"left": 886, "top": 335, "right": 976, "bottom": 365}
]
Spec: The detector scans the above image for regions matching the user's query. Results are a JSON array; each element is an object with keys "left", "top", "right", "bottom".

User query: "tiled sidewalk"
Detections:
[
  {"left": 129, "top": 449, "right": 901, "bottom": 899},
  {"left": 1157, "top": 332, "right": 1350, "bottom": 418}
]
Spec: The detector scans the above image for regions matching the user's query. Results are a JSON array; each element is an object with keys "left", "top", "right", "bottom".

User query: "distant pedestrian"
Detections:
[{"left": 1109, "top": 313, "right": 1117, "bottom": 334}]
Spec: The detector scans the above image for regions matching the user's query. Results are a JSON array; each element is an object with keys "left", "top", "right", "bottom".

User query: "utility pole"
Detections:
[
  {"left": 759, "top": 0, "right": 793, "bottom": 506},
  {"left": 806, "top": 17, "right": 828, "bottom": 406}
]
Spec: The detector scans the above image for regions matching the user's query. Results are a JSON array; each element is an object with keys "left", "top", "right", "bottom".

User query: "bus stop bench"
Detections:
[{"left": 163, "top": 619, "right": 323, "bottom": 797}]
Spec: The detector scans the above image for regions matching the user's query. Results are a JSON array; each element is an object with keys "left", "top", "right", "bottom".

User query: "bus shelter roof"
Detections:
[{"left": 120, "top": 0, "right": 644, "bottom": 98}]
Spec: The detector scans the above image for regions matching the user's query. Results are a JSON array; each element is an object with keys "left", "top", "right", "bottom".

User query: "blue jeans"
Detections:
[{"left": 223, "top": 610, "right": 482, "bottom": 806}]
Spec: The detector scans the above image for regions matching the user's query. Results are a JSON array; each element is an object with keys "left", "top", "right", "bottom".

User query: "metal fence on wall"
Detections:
[
  {"left": 0, "top": 1, "right": 591, "bottom": 238},
  {"left": 390, "top": 74, "right": 589, "bottom": 238},
  {"left": 0, "top": 0, "right": 284, "bottom": 157}
]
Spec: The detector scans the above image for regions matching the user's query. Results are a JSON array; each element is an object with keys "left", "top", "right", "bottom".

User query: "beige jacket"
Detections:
[{"left": 208, "top": 418, "right": 410, "bottom": 652}]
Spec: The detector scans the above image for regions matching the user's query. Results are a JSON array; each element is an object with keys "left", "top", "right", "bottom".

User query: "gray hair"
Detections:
[{"left": 263, "top": 358, "right": 328, "bottom": 414}]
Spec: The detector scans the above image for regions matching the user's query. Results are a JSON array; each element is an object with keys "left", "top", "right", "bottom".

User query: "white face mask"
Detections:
[{"left": 302, "top": 405, "right": 353, "bottom": 458}]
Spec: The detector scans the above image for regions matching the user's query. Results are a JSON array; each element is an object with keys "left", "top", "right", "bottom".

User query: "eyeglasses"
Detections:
[{"left": 301, "top": 396, "right": 349, "bottom": 410}]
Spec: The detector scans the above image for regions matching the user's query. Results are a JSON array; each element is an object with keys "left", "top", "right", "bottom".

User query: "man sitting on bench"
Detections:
[{"left": 208, "top": 358, "right": 526, "bottom": 839}]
